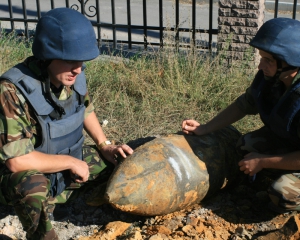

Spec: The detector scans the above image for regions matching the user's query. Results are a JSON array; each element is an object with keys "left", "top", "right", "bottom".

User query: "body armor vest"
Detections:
[
  {"left": 0, "top": 63, "right": 87, "bottom": 196},
  {"left": 251, "top": 70, "right": 300, "bottom": 145}
]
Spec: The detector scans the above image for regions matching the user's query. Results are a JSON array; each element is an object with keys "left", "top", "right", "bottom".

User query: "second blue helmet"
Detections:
[{"left": 250, "top": 18, "right": 300, "bottom": 67}]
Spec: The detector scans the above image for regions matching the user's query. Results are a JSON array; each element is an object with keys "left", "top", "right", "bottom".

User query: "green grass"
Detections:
[
  {"left": 0, "top": 32, "right": 32, "bottom": 73},
  {"left": 0, "top": 32, "right": 263, "bottom": 144}
]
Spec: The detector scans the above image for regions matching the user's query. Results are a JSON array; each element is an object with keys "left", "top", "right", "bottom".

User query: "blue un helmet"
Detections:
[
  {"left": 32, "top": 7, "right": 99, "bottom": 61},
  {"left": 249, "top": 18, "right": 300, "bottom": 67}
]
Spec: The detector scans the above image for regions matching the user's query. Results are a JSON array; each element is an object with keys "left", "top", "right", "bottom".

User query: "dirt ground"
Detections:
[
  {"left": 1, "top": 135, "right": 300, "bottom": 239},
  {"left": 1, "top": 168, "right": 300, "bottom": 240},
  {"left": 78, "top": 176, "right": 300, "bottom": 240}
]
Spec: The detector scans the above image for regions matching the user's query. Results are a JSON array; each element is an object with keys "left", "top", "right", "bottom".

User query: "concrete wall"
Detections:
[{"left": 217, "top": 0, "right": 265, "bottom": 64}]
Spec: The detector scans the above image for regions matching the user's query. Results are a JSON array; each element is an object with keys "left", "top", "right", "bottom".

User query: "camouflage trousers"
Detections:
[
  {"left": 0, "top": 145, "right": 114, "bottom": 240},
  {"left": 236, "top": 126, "right": 300, "bottom": 212}
]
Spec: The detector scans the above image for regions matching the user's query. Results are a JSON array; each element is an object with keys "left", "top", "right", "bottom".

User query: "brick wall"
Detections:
[{"left": 218, "top": 0, "right": 265, "bottom": 64}]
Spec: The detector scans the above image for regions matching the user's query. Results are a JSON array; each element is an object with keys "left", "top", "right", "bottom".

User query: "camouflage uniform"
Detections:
[
  {"left": 235, "top": 72, "right": 300, "bottom": 212},
  {"left": 0, "top": 58, "right": 114, "bottom": 240}
]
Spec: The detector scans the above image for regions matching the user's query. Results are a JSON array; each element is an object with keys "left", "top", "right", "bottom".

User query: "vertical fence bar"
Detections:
[
  {"left": 274, "top": 0, "right": 279, "bottom": 18},
  {"left": 143, "top": 0, "right": 148, "bottom": 49},
  {"left": 96, "top": 0, "right": 101, "bottom": 49},
  {"left": 8, "top": 0, "right": 15, "bottom": 31},
  {"left": 50, "top": 0, "right": 55, "bottom": 9},
  {"left": 175, "top": 0, "right": 179, "bottom": 51},
  {"left": 208, "top": 0, "right": 213, "bottom": 50},
  {"left": 21, "top": 0, "right": 28, "bottom": 37},
  {"left": 159, "top": 0, "right": 163, "bottom": 48},
  {"left": 192, "top": 0, "right": 196, "bottom": 48},
  {"left": 80, "top": 0, "right": 85, "bottom": 14},
  {"left": 36, "top": 0, "right": 41, "bottom": 19},
  {"left": 127, "top": 0, "right": 132, "bottom": 49},
  {"left": 292, "top": 0, "right": 297, "bottom": 19},
  {"left": 111, "top": 0, "right": 117, "bottom": 49}
]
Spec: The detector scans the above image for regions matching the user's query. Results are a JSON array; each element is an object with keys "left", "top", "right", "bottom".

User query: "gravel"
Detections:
[{"left": 0, "top": 180, "right": 299, "bottom": 240}]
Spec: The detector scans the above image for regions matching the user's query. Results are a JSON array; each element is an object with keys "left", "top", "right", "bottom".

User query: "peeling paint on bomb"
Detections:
[
  {"left": 114, "top": 204, "right": 138, "bottom": 212},
  {"left": 105, "top": 126, "right": 242, "bottom": 216}
]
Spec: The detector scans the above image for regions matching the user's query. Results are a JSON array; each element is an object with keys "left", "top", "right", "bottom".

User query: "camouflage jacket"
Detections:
[{"left": 0, "top": 57, "right": 94, "bottom": 168}]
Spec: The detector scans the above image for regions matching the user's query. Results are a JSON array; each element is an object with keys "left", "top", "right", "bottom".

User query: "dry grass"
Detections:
[
  {"left": 0, "top": 31, "right": 263, "bottom": 144},
  {"left": 85, "top": 47, "right": 262, "bottom": 143}
]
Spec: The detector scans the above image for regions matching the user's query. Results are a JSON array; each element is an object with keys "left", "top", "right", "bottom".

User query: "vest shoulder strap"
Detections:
[{"left": 0, "top": 63, "right": 54, "bottom": 115}]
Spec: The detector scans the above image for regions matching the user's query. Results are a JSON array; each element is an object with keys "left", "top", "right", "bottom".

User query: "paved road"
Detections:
[{"left": 265, "top": 0, "right": 300, "bottom": 11}]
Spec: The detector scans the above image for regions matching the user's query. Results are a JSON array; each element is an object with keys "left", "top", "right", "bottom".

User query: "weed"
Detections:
[{"left": 0, "top": 30, "right": 32, "bottom": 73}]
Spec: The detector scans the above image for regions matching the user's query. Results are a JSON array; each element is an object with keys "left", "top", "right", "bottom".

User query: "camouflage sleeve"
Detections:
[
  {"left": 0, "top": 80, "right": 34, "bottom": 163},
  {"left": 84, "top": 91, "right": 95, "bottom": 119},
  {"left": 235, "top": 87, "right": 258, "bottom": 115}
]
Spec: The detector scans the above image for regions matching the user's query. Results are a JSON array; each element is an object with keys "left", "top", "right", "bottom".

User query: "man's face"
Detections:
[
  {"left": 47, "top": 59, "right": 83, "bottom": 88},
  {"left": 258, "top": 50, "right": 277, "bottom": 77}
]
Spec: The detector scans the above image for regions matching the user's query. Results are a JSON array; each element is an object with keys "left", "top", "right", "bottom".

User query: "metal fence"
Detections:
[
  {"left": 267, "top": 0, "right": 299, "bottom": 19},
  {"left": 0, "top": 0, "right": 218, "bottom": 53},
  {"left": 0, "top": 0, "right": 298, "bottom": 54}
]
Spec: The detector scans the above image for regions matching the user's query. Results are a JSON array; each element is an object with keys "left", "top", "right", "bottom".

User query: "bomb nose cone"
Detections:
[{"left": 105, "top": 126, "right": 241, "bottom": 216}]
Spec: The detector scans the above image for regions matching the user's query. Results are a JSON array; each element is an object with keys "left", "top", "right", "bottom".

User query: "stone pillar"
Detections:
[{"left": 218, "top": 0, "right": 265, "bottom": 65}]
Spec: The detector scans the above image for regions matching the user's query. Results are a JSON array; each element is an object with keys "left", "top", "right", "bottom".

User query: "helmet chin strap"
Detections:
[
  {"left": 40, "top": 60, "right": 66, "bottom": 119},
  {"left": 264, "top": 59, "right": 298, "bottom": 82},
  {"left": 267, "top": 59, "right": 298, "bottom": 81}
]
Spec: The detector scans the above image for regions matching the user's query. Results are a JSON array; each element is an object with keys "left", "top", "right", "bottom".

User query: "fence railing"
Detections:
[
  {"left": 0, "top": 0, "right": 299, "bottom": 55},
  {"left": 267, "top": 0, "right": 299, "bottom": 19},
  {"left": 0, "top": 0, "right": 218, "bottom": 53}
]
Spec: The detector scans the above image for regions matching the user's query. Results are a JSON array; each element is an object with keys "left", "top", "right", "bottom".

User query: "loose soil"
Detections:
[
  {"left": 1, "top": 137, "right": 300, "bottom": 239},
  {"left": 1, "top": 174, "right": 300, "bottom": 240}
]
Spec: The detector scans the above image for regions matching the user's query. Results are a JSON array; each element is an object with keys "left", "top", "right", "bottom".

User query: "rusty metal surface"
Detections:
[{"left": 105, "top": 126, "right": 242, "bottom": 216}]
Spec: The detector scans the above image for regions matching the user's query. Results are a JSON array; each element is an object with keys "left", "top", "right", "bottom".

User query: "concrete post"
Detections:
[{"left": 217, "top": 0, "right": 265, "bottom": 65}]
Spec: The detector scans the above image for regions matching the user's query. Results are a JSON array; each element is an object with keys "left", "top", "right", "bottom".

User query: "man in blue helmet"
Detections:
[
  {"left": 182, "top": 18, "right": 300, "bottom": 213},
  {"left": 0, "top": 7, "right": 133, "bottom": 240}
]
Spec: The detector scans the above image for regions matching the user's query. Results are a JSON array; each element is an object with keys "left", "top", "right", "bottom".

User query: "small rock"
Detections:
[{"left": 149, "top": 233, "right": 169, "bottom": 240}]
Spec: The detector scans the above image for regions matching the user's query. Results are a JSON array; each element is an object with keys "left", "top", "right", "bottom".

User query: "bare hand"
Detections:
[
  {"left": 100, "top": 144, "right": 133, "bottom": 166},
  {"left": 238, "top": 152, "right": 265, "bottom": 176},
  {"left": 70, "top": 159, "right": 90, "bottom": 183},
  {"left": 182, "top": 119, "right": 205, "bottom": 135}
]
